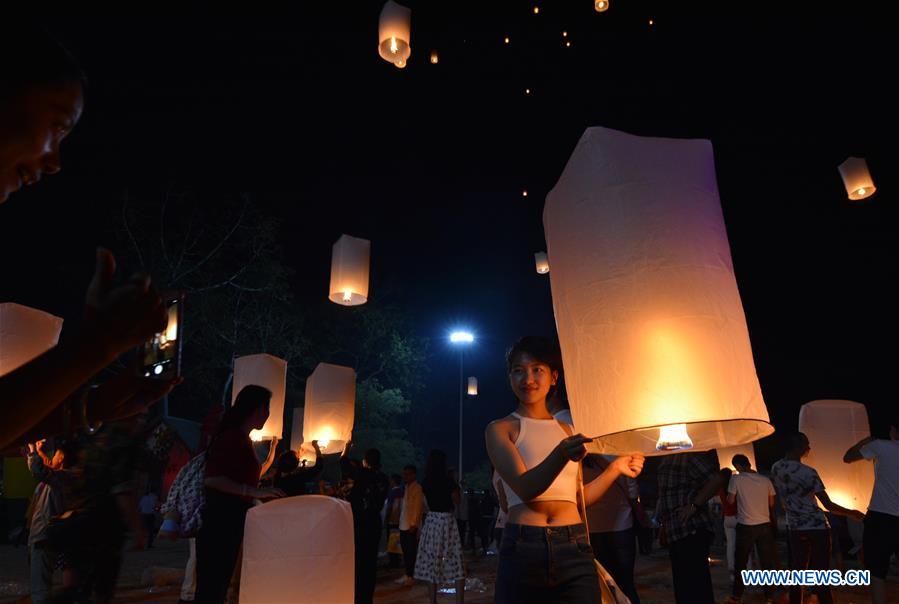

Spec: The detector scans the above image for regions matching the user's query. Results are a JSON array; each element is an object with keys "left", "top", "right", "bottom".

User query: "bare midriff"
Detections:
[{"left": 508, "top": 499, "right": 581, "bottom": 526}]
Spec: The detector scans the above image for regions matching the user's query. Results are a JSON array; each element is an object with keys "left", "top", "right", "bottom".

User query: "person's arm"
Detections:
[
  {"left": 259, "top": 436, "right": 279, "bottom": 478},
  {"left": 726, "top": 475, "right": 737, "bottom": 506},
  {"left": 843, "top": 436, "right": 876, "bottom": 464},
  {"left": 678, "top": 468, "right": 727, "bottom": 522},
  {"left": 815, "top": 490, "right": 865, "bottom": 521},
  {"left": 769, "top": 493, "right": 776, "bottom": 524},
  {"left": 583, "top": 454, "right": 645, "bottom": 507},
  {"left": 486, "top": 419, "right": 592, "bottom": 503},
  {"left": 204, "top": 475, "right": 284, "bottom": 499}
]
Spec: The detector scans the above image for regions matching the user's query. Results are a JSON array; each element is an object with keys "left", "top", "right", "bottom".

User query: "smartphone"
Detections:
[{"left": 140, "top": 292, "right": 184, "bottom": 380}]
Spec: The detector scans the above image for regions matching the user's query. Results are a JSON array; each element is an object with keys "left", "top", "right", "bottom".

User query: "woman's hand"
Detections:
[
  {"left": 254, "top": 487, "right": 286, "bottom": 500},
  {"left": 612, "top": 453, "right": 645, "bottom": 478},
  {"left": 555, "top": 434, "right": 593, "bottom": 462}
]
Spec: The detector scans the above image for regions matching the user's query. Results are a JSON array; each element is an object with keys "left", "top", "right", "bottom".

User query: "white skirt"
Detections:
[{"left": 413, "top": 511, "right": 465, "bottom": 584}]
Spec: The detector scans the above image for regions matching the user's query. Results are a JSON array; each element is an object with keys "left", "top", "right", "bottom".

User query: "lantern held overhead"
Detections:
[
  {"left": 534, "top": 252, "right": 550, "bottom": 274},
  {"left": 0, "top": 303, "right": 63, "bottom": 376},
  {"left": 232, "top": 354, "right": 287, "bottom": 442},
  {"left": 544, "top": 127, "right": 773, "bottom": 456},
  {"left": 837, "top": 157, "right": 876, "bottom": 200},
  {"left": 378, "top": 1, "right": 411, "bottom": 69},
  {"left": 467, "top": 376, "right": 478, "bottom": 396},
  {"left": 303, "top": 362, "right": 356, "bottom": 455},
  {"left": 799, "top": 399, "right": 875, "bottom": 511},
  {"left": 329, "top": 234, "right": 371, "bottom": 306}
]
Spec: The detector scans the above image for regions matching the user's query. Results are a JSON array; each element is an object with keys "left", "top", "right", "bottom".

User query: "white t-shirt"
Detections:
[
  {"left": 861, "top": 439, "right": 899, "bottom": 517},
  {"left": 727, "top": 472, "right": 775, "bottom": 526}
]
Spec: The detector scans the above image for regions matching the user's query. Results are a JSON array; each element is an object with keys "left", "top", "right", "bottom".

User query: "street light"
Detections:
[{"left": 449, "top": 330, "right": 475, "bottom": 483}]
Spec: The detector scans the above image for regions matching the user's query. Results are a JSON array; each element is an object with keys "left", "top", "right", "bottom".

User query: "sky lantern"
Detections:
[
  {"left": 716, "top": 442, "right": 757, "bottom": 472},
  {"left": 328, "top": 234, "right": 370, "bottom": 306},
  {"left": 430, "top": 50, "right": 439, "bottom": 64},
  {"left": 837, "top": 157, "right": 876, "bottom": 200},
  {"left": 378, "top": 1, "right": 411, "bottom": 69},
  {"left": 799, "top": 399, "right": 875, "bottom": 511},
  {"left": 303, "top": 362, "right": 356, "bottom": 454},
  {"left": 467, "top": 376, "right": 478, "bottom": 396},
  {"left": 232, "top": 354, "right": 287, "bottom": 442},
  {"left": 0, "top": 303, "right": 63, "bottom": 376},
  {"left": 544, "top": 127, "right": 773, "bottom": 456},
  {"left": 595, "top": 0, "right": 610, "bottom": 12},
  {"left": 241, "top": 495, "right": 355, "bottom": 603},
  {"left": 534, "top": 251, "right": 550, "bottom": 274}
]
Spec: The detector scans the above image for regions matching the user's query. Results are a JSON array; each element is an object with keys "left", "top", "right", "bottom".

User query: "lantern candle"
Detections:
[
  {"left": 467, "top": 376, "right": 478, "bottom": 396},
  {"left": 232, "top": 354, "right": 287, "bottom": 442},
  {"left": 329, "top": 234, "right": 371, "bottom": 306},
  {"left": 837, "top": 157, "right": 876, "bottom": 200},
  {"left": 0, "top": 303, "right": 63, "bottom": 376},
  {"left": 534, "top": 252, "right": 550, "bottom": 274},
  {"left": 303, "top": 363, "right": 356, "bottom": 455},
  {"left": 378, "top": 1, "right": 411, "bottom": 69}
]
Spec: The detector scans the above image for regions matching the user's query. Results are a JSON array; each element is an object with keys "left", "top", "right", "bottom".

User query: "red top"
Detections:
[
  {"left": 718, "top": 488, "right": 737, "bottom": 517},
  {"left": 205, "top": 428, "right": 260, "bottom": 499}
]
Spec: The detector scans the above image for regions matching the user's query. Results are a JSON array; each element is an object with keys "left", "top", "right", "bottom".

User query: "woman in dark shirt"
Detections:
[
  {"left": 196, "top": 385, "right": 284, "bottom": 603},
  {"left": 415, "top": 450, "right": 465, "bottom": 604}
]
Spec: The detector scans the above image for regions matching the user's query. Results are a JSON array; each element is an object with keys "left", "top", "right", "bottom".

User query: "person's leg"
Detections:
[
  {"left": 613, "top": 528, "right": 639, "bottom": 604},
  {"left": 787, "top": 531, "right": 807, "bottom": 604},
  {"left": 863, "top": 511, "right": 891, "bottom": 604},
  {"left": 724, "top": 516, "right": 737, "bottom": 573},
  {"left": 195, "top": 500, "right": 247, "bottom": 604},
  {"left": 732, "top": 523, "right": 759, "bottom": 599},
  {"left": 181, "top": 538, "right": 197, "bottom": 602},
  {"left": 143, "top": 514, "right": 156, "bottom": 548},
  {"left": 807, "top": 529, "right": 833, "bottom": 604},
  {"left": 550, "top": 532, "right": 600, "bottom": 604},
  {"left": 670, "top": 532, "right": 714, "bottom": 604},
  {"left": 754, "top": 523, "right": 778, "bottom": 600},
  {"left": 29, "top": 545, "right": 54, "bottom": 604}
]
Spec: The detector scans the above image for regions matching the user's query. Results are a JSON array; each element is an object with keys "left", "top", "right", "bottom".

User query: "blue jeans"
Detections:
[{"left": 495, "top": 523, "right": 600, "bottom": 604}]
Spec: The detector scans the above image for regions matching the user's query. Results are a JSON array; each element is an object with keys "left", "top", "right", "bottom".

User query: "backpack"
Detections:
[{"left": 159, "top": 453, "right": 207, "bottom": 539}]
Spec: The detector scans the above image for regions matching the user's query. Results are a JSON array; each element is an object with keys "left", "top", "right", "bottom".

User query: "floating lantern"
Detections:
[
  {"left": 0, "top": 303, "right": 63, "bottom": 376},
  {"left": 533, "top": 6, "right": 540, "bottom": 14},
  {"left": 232, "top": 354, "right": 287, "bottom": 442},
  {"left": 467, "top": 376, "right": 478, "bottom": 396},
  {"left": 799, "top": 399, "right": 875, "bottom": 510},
  {"left": 716, "top": 442, "right": 757, "bottom": 472},
  {"left": 838, "top": 157, "right": 876, "bottom": 200},
  {"left": 303, "top": 363, "right": 356, "bottom": 454},
  {"left": 430, "top": 50, "right": 439, "bottom": 64},
  {"left": 504, "top": 36, "right": 510, "bottom": 44},
  {"left": 595, "top": 0, "right": 610, "bottom": 12},
  {"left": 378, "top": 1, "right": 411, "bottom": 69},
  {"left": 534, "top": 252, "right": 550, "bottom": 274},
  {"left": 544, "top": 127, "right": 773, "bottom": 456},
  {"left": 241, "top": 495, "right": 354, "bottom": 603},
  {"left": 328, "top": 234, "right": 370, "bottom": 306}
]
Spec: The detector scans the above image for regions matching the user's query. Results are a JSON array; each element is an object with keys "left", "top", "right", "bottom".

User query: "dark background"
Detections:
[{"left": 2, "top": 1, "right": 896, "bottom": 473}]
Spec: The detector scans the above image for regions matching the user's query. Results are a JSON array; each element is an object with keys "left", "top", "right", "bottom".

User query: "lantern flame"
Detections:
[
  {"left": 343, "top": 290, "right": 353, "bottom": 303},
  {"left": 857, "top": 188, "right": 866, "bottom": 196},
  {"left": 595, "top": 0, "right": 609, "bottom": 12},
  {"left": 318, "top": 439, "right": 330, "bottom": 451},
  {"left": 656, "top": 423, "right": 694, "bottom": 451},
  {"left": 390, "top": 37, "right": 398, "bottom": 53}
]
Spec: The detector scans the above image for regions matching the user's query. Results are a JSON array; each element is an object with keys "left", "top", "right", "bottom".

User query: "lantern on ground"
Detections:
[
  {"left": 534, "top": 252, "right": 550, "bottom": 274},
  {"left": 0, "top": 303, "right": 63, "bottom": 376},
  {"left": 838, "top": 157, "right": 876, "bottom": 200},
  {"left": 378, "top": 1, "right": 411, "bottom": 69},
  {"left": 544, "top": 127, "right": 773, "bottom": 456},
  {"left": 717, "top": 443, "right": 757, "bottom": 472},
  {"left": 329, "top": 234, "right": 370, "bottom": 306},
  {"left": 595, "top": 0, "right": 610, "bottom": 12},
  {"left": 799, "top": 399, "right": 875, "bottom": 511},
  {"left": 467, "top": 376, "right": 478, "bottom": 396},
  {"left": 303, "top": 363, "right": 356, "bottom": 455},
  {"left": 232, "top": 354, "right": 287, "bottom": 442},
  {"left": 241, "top": 495, "right": 354, "bottom": 603}
]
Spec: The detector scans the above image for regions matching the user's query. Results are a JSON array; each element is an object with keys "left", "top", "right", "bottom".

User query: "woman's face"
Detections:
[
  {"left": 0, "top": 81, "right": 84, "bottom": 204},
  {"left": 252, "top": 401, "right": 271, "bottom": 430},
  {"left": 508, "top": 352, "right": 558, "bottom": 406}
]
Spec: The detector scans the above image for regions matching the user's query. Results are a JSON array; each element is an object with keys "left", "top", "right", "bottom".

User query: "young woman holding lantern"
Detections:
[{"left": 485, "top": 336, "right": 645, "bottom": 603}]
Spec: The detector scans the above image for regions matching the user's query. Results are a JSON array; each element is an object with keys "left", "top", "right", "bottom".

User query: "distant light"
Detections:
[
  {"left": 562, "top": 31, "right": 568, "bottom": 37},
  {"left": 522, "top": 189, "right": 529, "bottom": 197},
  {"left": 430, "top": 51, "right": 439, "bottom": 64},
  {"left": 504, "top": 36, "right": 510, "bottom": 44},
  {"left": 154, "top": 364, "right": 163, "bottom": 375},
  {"left": 649, "top": 19, "right": 654, "bottom": 25},
  {"left": 450, "top": 331, "right": 475, "bottom": 344},
  {"left": 525, "top": 88, "right": 531, "bottom": 95},
  {"left": 533, "top": 6, "right": 540, "bottom": 14},
  {"left": 566, "top": 41, "right": 571, "bottom": 47},
  {"left": 595, "top": 0, "right": 609, "bottom": 12}
]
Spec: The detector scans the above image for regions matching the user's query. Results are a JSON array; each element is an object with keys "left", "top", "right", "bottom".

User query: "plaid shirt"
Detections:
[{"left": 656, "top": 451, "right": 717, "bottom": 543}]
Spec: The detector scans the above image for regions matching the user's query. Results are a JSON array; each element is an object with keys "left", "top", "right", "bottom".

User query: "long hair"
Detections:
[
  {"left": 216, "top": 384, "right": 272, "bottom": 436},
  {"left": 423, "top": 449, "right": 448, "bottom": 484},
  {"left": 506, "top": 335, "right": 564, "bottom": 399}
]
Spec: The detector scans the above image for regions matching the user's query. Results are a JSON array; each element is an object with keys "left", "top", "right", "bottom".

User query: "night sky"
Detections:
[{"left": 2, "top": 3, "right": 896, "bottom": 473}]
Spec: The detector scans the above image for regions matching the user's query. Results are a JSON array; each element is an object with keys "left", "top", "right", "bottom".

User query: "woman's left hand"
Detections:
[{"left": 612, "top": 453, "right": 645, "bottom": 478}]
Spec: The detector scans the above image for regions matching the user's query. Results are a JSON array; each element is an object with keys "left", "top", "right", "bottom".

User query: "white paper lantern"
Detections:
[
  {"left": 544, "top": 127, "right": 773, "bottom": 456},
  {"left": 534, "top": 251, "right": 550, "bottom": 274},
  {"left": 0, "top": 303, "right": 63, "bottom": 376},
  {"left": 241, "top": 495, "right": 354, "bottom": 603},
  {"left": 378, "top": 1, "right": 411, "bottom": 69},
  {"left": 329, "top": 234, "right": 370, "bottom": 306},
  {"left": 799, "top": 399, "right": 875, "bottom": 511},
  {"left": 232, "top": 354, "right": 287, "bottom": 442},
  {"left": 297, "top": 442, "right": 317, "bottom": 467},
  {"left": 595, "top": 0, "right": 610, "bottom": 12},
  {"left": 716, "top": 443, "right": 757, "bottom": 472},
  {"left": 467, "top": 376, "right": 478, "bottom": 396},
  {"left": 837, "top": 157, "right": 876, "bottom": 200},
  {"left": 303, "top": 363, "right": 356, "bottom": 454}
]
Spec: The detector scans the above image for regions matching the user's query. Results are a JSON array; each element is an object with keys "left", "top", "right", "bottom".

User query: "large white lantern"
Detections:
[
  {"left": 837, "top": 157, "right": 876, "bottom": 201},
  {"left": 378, "top": 1, "right": 411, "bottom": 69},
  {"left": 534, "top": 252, "right": 550, "bottom": 274},
  {"left": 303, "top": 363, "right": 356, "bottom": 455},
  {"left": 717, "top": 443, "right": 757, "bottom": 472},
  {"left": 0, "top": 303, "right": 63, "bottom": 376},
  {"left": 232, "top": 354, "right": 287, "bottom": 442},
  {"left": 241, "top": 495, "right": 354, "bottom": 603},
  {"left": 467, "top": 376, "right": 478, "bottom": 396},
  {"left": 328, "top": 234, "right": 370, "bottom": 306},
  {"left": 594, "top": 0, "right": 611, "bottom": 12},
  {"left": 799, "top": 399, "right": 875, "bottom": 511},
  {"left": 544, "top": 127, "right": 773, "bottom": 456}
]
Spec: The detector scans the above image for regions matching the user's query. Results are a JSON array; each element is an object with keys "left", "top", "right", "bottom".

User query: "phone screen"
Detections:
[{"left": 141, "top": 294, "right": 183, "bottom": 380}]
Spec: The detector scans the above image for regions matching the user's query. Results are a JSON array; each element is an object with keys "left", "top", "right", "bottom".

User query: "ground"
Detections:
[{"left": 1, "top": 536, "right": 896, "bottom": 603}]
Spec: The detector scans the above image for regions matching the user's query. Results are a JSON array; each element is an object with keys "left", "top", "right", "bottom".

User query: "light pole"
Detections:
[{"left": 449, "top": 330, "right": 474, "bottom": 483}]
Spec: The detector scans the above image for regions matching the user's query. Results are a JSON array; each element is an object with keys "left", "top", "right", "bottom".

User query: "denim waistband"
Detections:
[{"left": 503, "top": 523, "right": 588, "bottom": 543}]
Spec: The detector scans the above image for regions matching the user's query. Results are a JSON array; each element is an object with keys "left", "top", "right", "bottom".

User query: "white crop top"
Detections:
[{"left": 501, "top": 412, "right": 579, "bottom": 508}]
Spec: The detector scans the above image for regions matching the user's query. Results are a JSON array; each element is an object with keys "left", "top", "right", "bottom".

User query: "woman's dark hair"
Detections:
[
  {"left": 275, "top": 450, "right": 300, "bottom": 474},
  {"left": 1, "top": 26, "right": 87, "bottom": 101},
  {"left": 364, "top": 448, "right": 382, "bottom": 470},
  {"left": 217, "top": 384, "right": 272, "bottom": 435},
  {"left": 423, "top": 449, "right": 448, "bottom": 484},
  {"left": 506, "top": 336, "right": 563, "bottom": 375}
]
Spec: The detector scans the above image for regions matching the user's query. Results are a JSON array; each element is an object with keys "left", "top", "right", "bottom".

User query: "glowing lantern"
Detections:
[
  {"left": 328, "top": 234, "right": 370, "bottom": 306},
  {"left": 467, "top": 376, "right": 478, "bottom": 396},
  {"left": 534, "top": 252, "right": 550, "bottom": 274},
  {"left": 595, "top": 0, "right": 610, "bottom": 12},
  {"left": 430, "top": 50, "right": 439, "bottom": 64},
  {"left": 799, "top": 399, "right": 875, "bottom": 510},
  {"left": 297, "top": 442, "right": 317, "bottom": 467},
  {"left": 241, "top": 495, "right": 354, "bottom": 603},
  {"left": 232, "top": 354, "right": 287, "bottom": 442},
  {"left": 837, "top": 157, "right": 876, "bottom": 200},
  {"left": 544, "top": 127, "right": 773, "bottom": 456},
  {"left": 716, "top": 442, "right": 757, "bottom": 472},
  {"left": 303, "top": 363, "right": 356, "bottom": 455},
  {"left": 378, "top": 1, "right": 411, "bottom": 69},
  {"left": 0, "top": 303, "right": 63, "bottom": 376}
]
